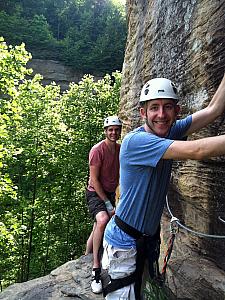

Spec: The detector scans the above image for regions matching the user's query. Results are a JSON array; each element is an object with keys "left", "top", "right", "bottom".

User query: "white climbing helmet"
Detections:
[
  {"left": 104, "top": 116, "right": 122, "bottom": 128},
  {"left": 140, "top": 78, "right": 179, "bottom": 103}
]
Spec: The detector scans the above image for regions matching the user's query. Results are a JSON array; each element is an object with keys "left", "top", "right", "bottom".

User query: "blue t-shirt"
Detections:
[{"left": 104, "top": 115, "right": 192, "bottom": 248}]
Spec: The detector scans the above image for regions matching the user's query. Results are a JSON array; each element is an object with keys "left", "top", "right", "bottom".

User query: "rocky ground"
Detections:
[
  {"left": 0, "top": 254, "right": 103, "bottom": 300},
  {"left": 1, "top": 249, "right": 225, "bottom": 299}
]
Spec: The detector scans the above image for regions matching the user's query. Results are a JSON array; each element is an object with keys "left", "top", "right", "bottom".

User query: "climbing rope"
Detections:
[{"left": 166, "top": 196, "right": 225, "bottom": 239}]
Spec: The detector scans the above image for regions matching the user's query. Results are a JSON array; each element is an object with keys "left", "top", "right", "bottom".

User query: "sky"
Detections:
[{"left": 114, "top": 0, "right": 126, "bottom": 6}]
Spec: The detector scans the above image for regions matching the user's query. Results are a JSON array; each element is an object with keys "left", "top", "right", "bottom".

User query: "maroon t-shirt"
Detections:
[{"left": 87, "top": 140, "right": 120, "bottom": 193}]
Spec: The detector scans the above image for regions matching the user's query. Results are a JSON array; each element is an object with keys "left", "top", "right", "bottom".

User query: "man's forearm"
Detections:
[
  {"left": 92, "top": 180, "right": 114, "bottom": 213},
  {"left": 92, "top": 179, "right": 109, "bottom": 202},
  {"left": 164, "top": 134, "right": 225, "bottom": 160}
]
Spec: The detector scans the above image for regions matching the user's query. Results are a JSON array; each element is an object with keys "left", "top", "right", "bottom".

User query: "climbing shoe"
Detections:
[{"left": 91, "top": 268, "right": 102, "bottom": 294}]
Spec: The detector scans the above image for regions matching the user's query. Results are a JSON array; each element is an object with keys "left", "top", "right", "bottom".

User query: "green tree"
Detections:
[
  {"left": 62, "top": 0, "right": 127, "bottom": 73},
  {"left": 0, "top": 0, "right": 127, "bottom": 74},
  {"left": 1, "top": 11, "right": 63, "bottom": 58},
  {"left": 0, "top": 38, "right": 122, "bottom": 288},
  {"left": 0, "top": 0, "right": 21, "bottom": 15},
  {"left": 10, "top": 76, "right": 63, "bottom": 281},
  {"left": 0, "top": 37, "right": 31, "bottom": 289}
]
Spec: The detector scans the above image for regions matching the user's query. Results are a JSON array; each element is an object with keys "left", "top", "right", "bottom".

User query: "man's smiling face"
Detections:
[
  {"left": 105, "top": 125, "right": 121, "bottom": 142},
  {"left": 140, "top": 99, "right": 180, "bottom": 137}
]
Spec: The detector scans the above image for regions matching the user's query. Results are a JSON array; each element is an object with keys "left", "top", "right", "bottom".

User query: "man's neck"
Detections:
[{"left": 104, "top": 138, "right": 116, "bottom": 150}]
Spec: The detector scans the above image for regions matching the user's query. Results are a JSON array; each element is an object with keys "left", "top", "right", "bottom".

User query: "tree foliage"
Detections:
[
  {"left": 0, "top": 38, "right": 121, "bottom": 288},
  {"left": 0, "top": 0, "right": 127, "bottom": 74},
  {"left": 0, "top": 37, "right": 31, "bottom": 288}
]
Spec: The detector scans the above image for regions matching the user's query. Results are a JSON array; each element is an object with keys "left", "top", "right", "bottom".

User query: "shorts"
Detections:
[
  {"left": 102, "top": 240, "right": 136, "bottom": 300},
  {"left": 86, "top": 189, "right": 116, "bottom": 220}
]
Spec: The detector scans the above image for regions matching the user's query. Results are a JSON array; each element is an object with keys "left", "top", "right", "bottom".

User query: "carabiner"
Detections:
[{"left": 170, "top": 217, "right": 179, "bottom": 234}]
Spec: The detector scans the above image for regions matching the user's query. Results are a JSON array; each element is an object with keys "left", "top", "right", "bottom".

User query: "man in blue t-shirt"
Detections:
[{"left": 101, "top": 76, "right": 225, "bottom": 300}]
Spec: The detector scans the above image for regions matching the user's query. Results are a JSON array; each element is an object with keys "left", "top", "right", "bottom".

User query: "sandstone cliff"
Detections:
[
  {"left": 120, "top": 0, "right": 225, "bottom": 299},
  {"left": 27, "top": 59, "right": 101, "bottom": 91}
]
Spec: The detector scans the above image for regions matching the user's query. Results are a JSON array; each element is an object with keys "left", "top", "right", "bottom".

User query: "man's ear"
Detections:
[
  {"left": 175, "top": 104, "right": 181, "bottom": 119},
  {"left": 140, "top": 107, "right": 147, "bottom": 119}
]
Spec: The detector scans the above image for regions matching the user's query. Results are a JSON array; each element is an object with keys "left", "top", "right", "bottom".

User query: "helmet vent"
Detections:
[
  {"left": 158, "top": 89, "right": 165, "bottom": 93},
  {"left": 144, "top": 88, "right": 149, "bottom": 95},
  {"left": 171, "top": 82, "right": 177, "bottom": 94},
  {"left": 173, "top": 86, "right": 177, "bottom": 94}
]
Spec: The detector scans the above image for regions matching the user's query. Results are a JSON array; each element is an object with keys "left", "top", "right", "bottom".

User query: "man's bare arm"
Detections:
[
  {"left": 89, "top": 165, "right": 108, "bottom": 201},
  {"left": 163, "top": 135, "right": 225, "bottom": 160}
]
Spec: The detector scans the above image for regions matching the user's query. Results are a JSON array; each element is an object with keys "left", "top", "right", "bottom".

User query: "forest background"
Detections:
[{"left": 0, "top": 0, "right": 127, "bottom": 290}]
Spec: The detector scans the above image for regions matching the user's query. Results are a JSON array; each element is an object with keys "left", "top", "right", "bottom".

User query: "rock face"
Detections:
[
  {"left": 27, "top": 59, "right": 101, "bottom": 91},
  {"left": 0, "top": 255, "right": 103, "bottom": 300},
  {"left": 120, "top": 0, "right": 225, "bottom": 299}
]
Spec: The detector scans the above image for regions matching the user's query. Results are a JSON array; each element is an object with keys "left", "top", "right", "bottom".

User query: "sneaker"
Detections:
[{"left": 91, "top": 268, "right": 102, "bottom": 294}]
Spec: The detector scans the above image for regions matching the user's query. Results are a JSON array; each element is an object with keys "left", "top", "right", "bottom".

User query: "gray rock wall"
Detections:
[
  {"left": 120, "top": 0, "right": 225, "bottom": 298},
  {"left": 27, "top": 59, "right": 101, "bottom": 91}
]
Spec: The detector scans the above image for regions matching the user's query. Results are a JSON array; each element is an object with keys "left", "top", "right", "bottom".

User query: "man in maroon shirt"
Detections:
[{"left": 86, "top": 116, "right": 122, "bottom": 294}]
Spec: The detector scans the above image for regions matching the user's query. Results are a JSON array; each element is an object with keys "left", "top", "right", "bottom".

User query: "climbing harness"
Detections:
[
  {"left": 102, "top": 215, "right": 161, "bottom": 299},
  {"left": 101, "top": 215, "right": 139, "bottom": 298}
]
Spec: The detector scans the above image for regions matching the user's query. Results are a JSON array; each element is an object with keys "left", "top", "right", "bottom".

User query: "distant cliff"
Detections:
[{"left": 27, "top": 59, "right": 102, "bottom": 91}]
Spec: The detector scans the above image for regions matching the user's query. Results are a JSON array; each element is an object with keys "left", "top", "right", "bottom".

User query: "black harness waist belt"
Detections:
[{"left": 115, "top": 215, "right": 146, "bottom": 239}]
